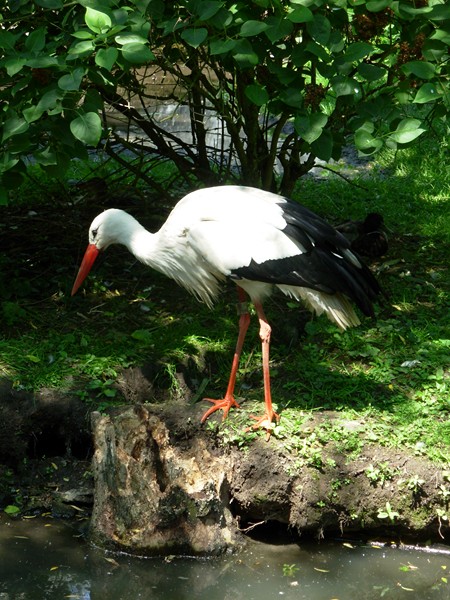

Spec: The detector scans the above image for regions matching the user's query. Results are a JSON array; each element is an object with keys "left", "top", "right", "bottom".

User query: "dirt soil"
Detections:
[{"left": 1, "top": 373, "right": 449, "bottom": 551}]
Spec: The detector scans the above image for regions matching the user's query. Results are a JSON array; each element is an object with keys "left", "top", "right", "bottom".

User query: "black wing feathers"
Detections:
[
  {"left": 230, "top": 197, "right": 382, "bottom": 317},
  {"left": 280, "top": 197, "right": 351, "bottom": 250}
]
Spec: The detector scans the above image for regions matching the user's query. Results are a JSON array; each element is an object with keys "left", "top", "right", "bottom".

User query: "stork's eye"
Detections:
[{"left": 92, "top": 228, "right": 98, "bottom": 239}]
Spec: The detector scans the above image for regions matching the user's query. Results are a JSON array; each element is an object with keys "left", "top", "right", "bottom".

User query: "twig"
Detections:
[
  {"left": 313, "top": 164, "right": 370, "bottom": 190},
  {"left": 238, "top": 520, "right": 266, "bottom": 533}
]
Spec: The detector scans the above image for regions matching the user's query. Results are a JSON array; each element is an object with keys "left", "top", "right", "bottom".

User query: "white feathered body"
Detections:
[{"left": 87, "top": 186, "right": 381, "bottom": 330}]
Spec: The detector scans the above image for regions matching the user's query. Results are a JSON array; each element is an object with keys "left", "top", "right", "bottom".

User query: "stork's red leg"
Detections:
[
  {"left": 201, "top": 287, "right": 250, "bottom": 423},
  {"left": 246, "top": 301, "right": 280, "bottom": 436}
]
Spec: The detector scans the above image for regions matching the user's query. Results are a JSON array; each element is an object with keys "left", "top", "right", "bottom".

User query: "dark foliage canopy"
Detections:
[{"left": 0, "top": 0, "right": 449, "bottom": 200}]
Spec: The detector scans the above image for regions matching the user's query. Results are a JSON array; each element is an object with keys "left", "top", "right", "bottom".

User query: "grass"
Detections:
[{"left": 1, "top": 131, "right": 449, "bottom": 465}]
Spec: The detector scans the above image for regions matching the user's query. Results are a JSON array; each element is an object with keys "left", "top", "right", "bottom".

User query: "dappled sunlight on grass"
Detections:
[
  {"left": 297, "top": 133, "right": 450, "bottom": 244},
  {"left": 0, "top": 132, "right": 448, "bottom": 464}
]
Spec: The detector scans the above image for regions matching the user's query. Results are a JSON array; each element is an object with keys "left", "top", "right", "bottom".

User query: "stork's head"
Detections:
[{"left": 71, "top": 209, "right": 127, "bottom": 296}]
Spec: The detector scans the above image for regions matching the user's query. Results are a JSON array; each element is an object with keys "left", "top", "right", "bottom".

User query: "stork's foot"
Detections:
[
  {"left": 200, "top": 396, "right": 241, "bottom": 423},
  {"left": 245, "top": 410, "right": 280, "bottom": 439}
]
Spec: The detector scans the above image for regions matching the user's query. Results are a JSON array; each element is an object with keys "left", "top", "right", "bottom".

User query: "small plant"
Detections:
[
  {"left": 437, "top": 485, "right": 450, "bottom": 504},
  {"left": 328, "top": 477, "right": 351, "bottom": 501},
  {"left": 398, "top": 475, "right": 425, "bottom": 496},
  {"left": 406, "top": 475, "right": 425, "bottom": 493},
  {"left": 326, "top": 458, "right": 337, "bottom": 469},
  {"left": 282, "top": 563, "right": 299, "bottom": 577},
  {"left": 296, "top": 432, "right": 325, "bottom": 470},
  {"left": 217, "top": 421, "right": 257, "bottom": 449},
  {"left": 365, "top": 462, "right": 397, "bottom": 487},
  {"left": 306, "top": 447, "right": 325, "bottom": 470},
  {"left": 377, "top": 502, "right": 399, "bottom": 523}
]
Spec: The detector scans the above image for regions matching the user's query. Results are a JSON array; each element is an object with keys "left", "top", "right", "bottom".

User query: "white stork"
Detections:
[{"left": 71, "top": 185, "right": 382, "bottom": 433}]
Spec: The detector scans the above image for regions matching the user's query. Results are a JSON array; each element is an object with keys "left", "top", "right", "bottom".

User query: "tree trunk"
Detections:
[{"left": 90, "top": 405, "right": 241, "bottom": 556}]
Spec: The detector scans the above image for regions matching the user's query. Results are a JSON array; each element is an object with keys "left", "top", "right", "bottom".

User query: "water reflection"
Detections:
[{"left": 1, "top": 516, "right": 449, "bottom": 599}]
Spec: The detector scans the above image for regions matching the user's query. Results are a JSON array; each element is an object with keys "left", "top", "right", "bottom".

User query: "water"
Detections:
[{"left": 1, "top": 516, "right": 450, "bottom": 599}]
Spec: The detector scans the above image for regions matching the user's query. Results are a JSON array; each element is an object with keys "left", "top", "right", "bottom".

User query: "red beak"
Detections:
[{"left": 71, "top": 243, "right": 100, "bottom": 296}]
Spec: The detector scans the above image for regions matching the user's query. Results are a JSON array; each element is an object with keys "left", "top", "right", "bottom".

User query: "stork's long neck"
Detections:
[
  {"left": 118, "top": 215, "right": 161, "bottom": 268},
  {"left": 115, "top": 212, "right": 181, "bottom": 280},
  {"left": 114, "top": 211, "right": 221, "bottom": 306}
]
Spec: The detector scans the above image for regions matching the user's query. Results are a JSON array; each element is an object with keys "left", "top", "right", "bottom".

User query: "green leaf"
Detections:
[
  {"left": 58, "top": 67, "right": 85, "bottom": 91},
  {"left": 245, "top": 84, "right": 269, "bottom": 106},
  {"left": 390, "top": 118, "right": 427, "bottom": 144},
  {"left": 332, "top": 76, "right": 359, "bottom": 97},
  {"left": 306, "top": 14, "right": 331, "bottom": 45},
  {"left": 72, "top": 30, "right": 95, "bottom": 40},
  {"left": 319, "top": 94, "right": 336, "bottom": 117},
  {"left": 422, "top": 40, "right": 447, "bottom": 63},
  {"left": 25, "top": 56, "right": 59, "bottom": 68},
  {"left": 394, "top": 90, "right": 411, "bottom": 105},
  {"left": 68, "top": 40, "right": 95, "bottom": 60},
  {"left": 4, "top": 505, "right": 21, "bottom": 516},
  {"left": 4, "top": 58, "right": 26, "bottom": 77},
  {"left": 0, "top": 153, "right": 19, "bottom": 173},
  {"left": 280, "top": 86, "right": 302, "bottom": 108},
  {"left": 2, "top": 116, "right": 29, "bottom": 143},
  {"left": 399, "top": 4, "right": 433, "bottom": 16},
  {"left": 37, "top": 89, "right": 64, "bottom": 113},
  {"left": 232, "top": 39, "right": 260, "bottom": 68},
  {"left": 83, "top": 89, "right": 103, "bottom": 113},
  {"left": 121, "top": 43, "right": 155, "bottom": 64},
  {"left": 26, "top": 354, "right": 41, "bottom": 363},
  {"left": 85, "top": 7, "right": 112, "bottom": 34},
  {"left": 115, "top": 34, "right": 149, "bottom": 45},
  {"left": 95, "top": 47, "right": 119, "bottom": 70},
  {"left": 25, "top": 28, "right": 47, "bottom": 54},
  {"left": 429, "top": 4, "right": 450, "bottom": 21},
  {"left": 402, "top": 61, "right": 436, "bottom": 80},
  {"left": 431, "top": 28, "right": 450, "bottom": 45},
  {"left": 357, "top": 63, "right": 386, "bottom": 82},
  {"left": 264, "top": 16, "right": 293, "bottom": 43},
  {"left": 23, "top": 104, "right": 44, "bottom": 123},
  {"left": 208, "top": 7, "right": 233, "bottom": 28},
  {"left": 70, "top": 112, "right": 102, "bottom": 146},
  {"left": 103, "top": 387, "right": 117, "bottom": 397},
  {"left": 295, "top": 113, "right": 328, "bottom": 144},
  {"left": 210, "top": 38, "right": 236, "bottom": 55},
  {"left": 180, "top": 28, "right": 208, "bottom": 48},
  {"left": 355, "top": 124, "right": 383, "bottom": 154},
  {"left": 344, "top": 42, "right": 373, "bottom": 62},
  {"left": 0, "top": 30, "right": 18, "bottom": 51},
  {"left": 311, "top": 129, "right": 333, "bottom": 161},
  {"left": 287, "top": 6, "right": 314, "bottom": 23},
  {"left": 414, "top": 83, "right": 439, "bottom": 104},
  {"left": 34, "top": 147, "right": 58, "bottom": 166},
  {"left": 240, "top": 21, "right": 269, "bottom": 37},
  {"left": 305, "top": 41, "right": 330, "bottom": 62},
  {"left": 366, "top": 0, "right": 390, "bottom": 11},
  {"left": 195, "top": 1, "right": 223, "bottom": 21}
]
